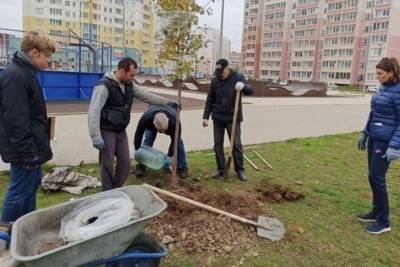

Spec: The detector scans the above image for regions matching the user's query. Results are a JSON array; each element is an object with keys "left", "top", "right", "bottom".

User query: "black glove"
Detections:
[{"left": 23, "top": 156, "right": 39, "bottom": 170}]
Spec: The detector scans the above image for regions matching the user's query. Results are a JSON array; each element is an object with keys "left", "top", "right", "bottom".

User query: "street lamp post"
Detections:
[{"left": 218, "top": 0, "right": 225, "bottom": 59}]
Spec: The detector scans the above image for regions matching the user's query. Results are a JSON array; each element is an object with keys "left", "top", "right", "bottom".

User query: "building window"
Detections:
[
  {"left": 49, "top": 19, "right": 62, "bottom": 26},
  {"left": 50, "top": 0, "right": 62, "bottom": 4},
  {"left": 50, "top": 8, "right": 62, "bottom": 16},
  {"left": 35, "top": 8, "right": 44, "bottom": 15}
]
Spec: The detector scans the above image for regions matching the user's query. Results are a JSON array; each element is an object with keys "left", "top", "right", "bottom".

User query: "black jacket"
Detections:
[
  {"left": 0, "top": 52, "right": 52, "bottom": 163},
  {"left": 98, "top": 77, "right": 134, "bottom": 132},
  {"left": 203, "top": 70, "right": 253, "bottom": 123},
  {"left": 134, "top": 103, "right": 180, "bottom": 157}
]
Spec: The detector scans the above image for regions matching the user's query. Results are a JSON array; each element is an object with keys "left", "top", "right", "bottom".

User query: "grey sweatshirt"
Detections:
[{"left": 88, "top": 71, "right": 169, "bottom": 141}]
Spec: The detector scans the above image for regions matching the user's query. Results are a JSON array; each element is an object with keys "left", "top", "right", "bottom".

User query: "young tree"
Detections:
[{"left": 154, "top": 0, "right": 214, "bottom": 185}]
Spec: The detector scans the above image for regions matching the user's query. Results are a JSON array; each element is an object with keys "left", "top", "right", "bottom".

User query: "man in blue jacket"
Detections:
[
  {"left": 134, "top": 103, "right": 188, "bottom": 178},
  {"left": 0, "top": 31, "right": 57, "bottom": 222},
  {"left": 202, "top": 58, "right": 253, "bottom": 181}
]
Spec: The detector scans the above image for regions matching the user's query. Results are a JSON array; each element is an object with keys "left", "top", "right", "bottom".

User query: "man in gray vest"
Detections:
[{"left": 88, "top": 57, "right": 172, "bottom": 190}]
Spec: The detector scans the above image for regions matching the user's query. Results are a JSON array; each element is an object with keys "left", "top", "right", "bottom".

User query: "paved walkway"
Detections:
[{"left": 0, "top": 91, "right": 371, "bottom": 170}]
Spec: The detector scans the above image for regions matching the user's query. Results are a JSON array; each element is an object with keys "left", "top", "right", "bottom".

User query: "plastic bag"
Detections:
[{"left": 59, "top": 191, "right": 140, "bottom": 242}]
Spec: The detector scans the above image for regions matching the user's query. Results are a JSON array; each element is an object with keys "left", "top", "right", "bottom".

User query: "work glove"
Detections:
[
  {"left": 383, "top": 147, "right": 400, "bottom": 162},
  {"left": 202, "top": 119, "right": 209, "bottom": 127},
  {"left": 168, "top": 100, "right": 181, "bottom": 110},
  {"left": 23, "top": 156, "right": 39, "bottom": 170},
  {"left": 92, "top": 137, "right": 105, "bottom": 150},
  {"left": 235, "top": 82, "right": 245, "bottom": 91},
  {"left": 357, "top": 133, "right": 368, "bottom": 150}
]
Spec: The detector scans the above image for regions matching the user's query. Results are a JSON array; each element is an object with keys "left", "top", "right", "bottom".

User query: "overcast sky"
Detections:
[
  {"left": 198, "top": 0, "right": 244, "bottom": 52},
  {"left": 0, "top": 0, "right": 244, "bottom": 51}
]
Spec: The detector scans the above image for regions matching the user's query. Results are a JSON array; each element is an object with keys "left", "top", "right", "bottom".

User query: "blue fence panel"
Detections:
[
  {"left": 79, "top": 72, "right": 104, "bottom": 99},
  {"left": 0, "top": 68, "right": 103, "bottom": 101}
]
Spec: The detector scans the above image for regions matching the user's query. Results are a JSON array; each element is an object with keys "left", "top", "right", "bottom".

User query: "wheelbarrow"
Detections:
[
  {"left": 0, "top": 185, "right": 168, "bottom": 267},
  {"left": 0, "top": 231, "right": 167, "bottom": 267}
]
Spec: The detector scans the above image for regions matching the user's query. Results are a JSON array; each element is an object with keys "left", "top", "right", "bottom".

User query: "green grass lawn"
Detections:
[{"left": 1, "top": 132, "right": 400, "bottom": 266}]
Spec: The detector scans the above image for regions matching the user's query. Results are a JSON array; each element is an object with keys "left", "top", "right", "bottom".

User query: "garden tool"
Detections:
[
  {"left": 224, "top": 89, "right": 241, "bottom": 178},
  {"left": 143, "top": 183, "right": 285, "bottom": 241}
]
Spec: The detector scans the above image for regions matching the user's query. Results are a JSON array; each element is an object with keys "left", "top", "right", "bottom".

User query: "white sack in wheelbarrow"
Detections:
[{"left": 59, "top": 191, "right": 141, "bottom": 243}]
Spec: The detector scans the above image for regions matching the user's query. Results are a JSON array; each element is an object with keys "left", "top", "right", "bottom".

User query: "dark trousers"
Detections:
[
  {"left": 213, "top": 119, "right": 244, "bottom": 173},
  {"left": 367, "top": 139, "right": 390, "bottom": 226},
  {"left": 1, "top": 163, "right": 42, "bottom": 223},
  {"left": 142, "top": 130, "right": 187, "bottom": 170},
  {"left": 100, "top": 130, "right": 130, "bottom": 191}
]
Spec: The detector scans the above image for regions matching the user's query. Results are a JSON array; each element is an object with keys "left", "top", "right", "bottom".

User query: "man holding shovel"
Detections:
[{"left": 202, "top": 58, "right": 253, "bottom": 181}]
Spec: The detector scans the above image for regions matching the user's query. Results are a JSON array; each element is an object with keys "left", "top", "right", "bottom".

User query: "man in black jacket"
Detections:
[
  {"left": 202, "top": 58, "right": 253, "bottom": 181},
  {"left": 134, "top": 103, "right": 188, "bottom": 178},
  {"left": 0, "top": 31, "right": 57, "bottom": 222}
]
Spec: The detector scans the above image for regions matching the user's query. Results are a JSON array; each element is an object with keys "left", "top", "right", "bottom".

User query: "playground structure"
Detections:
[{"left": 0, "top": 28, "right": 113, "bottom": 73}]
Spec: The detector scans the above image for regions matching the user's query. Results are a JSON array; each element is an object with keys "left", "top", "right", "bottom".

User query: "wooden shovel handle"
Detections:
[
  {"left": 143, "top": 183, "right": 271, "bottom": 230},
  {"left": 228, "top": 89, "right": 241, "bottom": 158}
]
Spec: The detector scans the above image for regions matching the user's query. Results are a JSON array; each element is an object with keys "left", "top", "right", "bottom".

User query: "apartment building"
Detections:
[
  {"left": 196, "top": 27, "right": 232, "bottom": 76},
  {"left": 290, "top": 0, "right": 324, "bottom": 81},
  {"left": 23, "top": 0, "right": 156, "bottom": 71},
  {"left": 241, "top": 0, "right": 400, "bottom": 87},
  {"left": 229, "top": 51, "right": 242, "bottom": 70}
]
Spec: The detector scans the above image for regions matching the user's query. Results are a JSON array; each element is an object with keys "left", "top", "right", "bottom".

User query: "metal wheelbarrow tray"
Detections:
[{"left": 10, "top": 185, "right": 167, "bottom": 267}]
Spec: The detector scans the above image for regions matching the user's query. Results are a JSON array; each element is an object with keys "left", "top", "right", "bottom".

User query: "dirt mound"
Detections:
[
  {"left": 256, "top": 184, "right": 305, "bottom": 203},
  {"left": 146, "top": 181, "right": 304, "bottom": 254}
]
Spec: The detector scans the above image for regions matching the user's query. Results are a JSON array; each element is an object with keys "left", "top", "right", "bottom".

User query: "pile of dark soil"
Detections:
[{"left": 146, "top": 181, "right": 304, "bottom": 254}]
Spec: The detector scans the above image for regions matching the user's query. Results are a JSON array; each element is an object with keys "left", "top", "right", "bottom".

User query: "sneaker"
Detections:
[
  {"left": 212, "top": 170, "right": 224, "bottom": 178},
  {"left": 367, "top": 223, "right": 391, "bottom": 235},
  {"left": 356, "top": 212, "right": 375, "bottom": 223}
]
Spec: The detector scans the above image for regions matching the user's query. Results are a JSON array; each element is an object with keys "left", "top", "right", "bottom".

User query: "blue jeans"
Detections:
[
  {"left": 142, "top": 130, "right": 187, "bottom": 170},
  {"left": 1, "top": 163, "right": 42, "bottom": 223},
  {"left": 367, "top": 139, "right": 390, "bottom": 226}
]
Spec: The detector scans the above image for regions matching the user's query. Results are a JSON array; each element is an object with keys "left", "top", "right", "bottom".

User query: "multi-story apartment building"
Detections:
[
  {"left": 241, "top": 0, "right": 400, "bottom": 87},
  {"left": 229, "top": 51, "right": 242, "bottom": 70},
  {"left": 196, "top": 27, "right": 232, "bottom": 76},
  {"left": 241, "top": 0, "right": 262, "bottom": 77},
  {"left": 361, "top": 0, "right": 400, "bottom": 87},
  {"left": 261, "top": 0, "right": 293, "bottom": 80},
  {"left": 23, "top": 0, "right": 156, "bottom": 71},
  {"left": 290, "top": 0, "right": 324, "bottom": 81}
]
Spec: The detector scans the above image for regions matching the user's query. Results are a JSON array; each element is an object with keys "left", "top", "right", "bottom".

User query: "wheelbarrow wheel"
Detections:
[{"left": 116, "top": 233, "right": 161, "bottom": 267}]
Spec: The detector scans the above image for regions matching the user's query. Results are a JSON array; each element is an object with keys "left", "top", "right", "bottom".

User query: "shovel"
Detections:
[
  {"left": 224, "top": 89, "right": 241, "bottom": 178},
  {"left": 143, "top": 183, "right": 285, "bottom": 241}
]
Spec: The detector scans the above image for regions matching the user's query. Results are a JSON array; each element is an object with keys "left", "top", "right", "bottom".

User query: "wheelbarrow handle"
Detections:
[{"left": 0, "top": 231, "right": 11, "bottom": 242}]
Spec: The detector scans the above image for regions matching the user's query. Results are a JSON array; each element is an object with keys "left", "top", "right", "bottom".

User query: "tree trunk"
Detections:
[{"left": 171, "top": 79, "right": 182, "bottom": 186}]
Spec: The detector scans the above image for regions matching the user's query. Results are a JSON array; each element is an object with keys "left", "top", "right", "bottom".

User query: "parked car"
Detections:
[
  {"left": 279, "top": 80, "right": 288, "bottom": 86},
  {"left": 195, "top": 72, "right": 206, "bottom": 79},
  {"left": 262, "top": 78, "right": 274, "bottom": 85},
  {"left": 327, "top": 83, "right": 338, "bottom": 90},
  {"left": 367, "top": 85, "right": 379, "bottom": 92}
]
